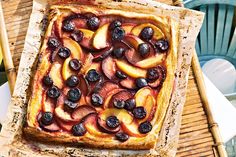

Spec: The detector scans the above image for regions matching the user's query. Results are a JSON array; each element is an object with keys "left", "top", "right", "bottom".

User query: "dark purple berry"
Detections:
[
  {"left": 70, "top": 30, "right": 84, "bottom": 42},
  {"left": 72, "top": 123, "right": 87, "bottom": 136},
  {"left": 112, "top": 47, "right": 125, "bottom": 58},
  {"left": 124, "top": 98, "right": 136, "bottom": 111},
  {"left": 87, "top": 16, "right": 100, "bottom": 30},
  {"left": 136, "top": 78, "right": 148, "bottom": 88},
  {"left": 138, "top": 43, "right": 150, "bottom": 58},
  {"left": 138, "top": 121, "right": 152, "bottom": 134},
  {"left": 69, "top": 59, "right": 82, "bottom": 71},
  {"left": 109, "top": 20, "right": 122, "bottom": 30},
  {"left": 47, "top": 37, "right": 60, "bottom": 50},
  {"left": 111, "top": 27, "right": 125, "bottom": 41},
  {"left": 66, "top": 75, "right": 79, "bottom": 87},
  {"left": 91, "top": 93, "right": 103, "bottom": 107},
  {"left": 106, "top": 116, "right": 120, "bottom": 129},
  {"left": 115, "top": 132, "right": 129, "bottom": 142},
  {"left": 67, "top": 88, "right": 82, "bottom": 102},
  {"left": 41, "top": 112, "right": 53, "bottom": 125},
  {"left": 147, "top": 67, "right": 161, "bottom": 81},
  {"left": 113, "top": 99, "right": 125, "bottom": 109},
  {"left": 140, "top": 27, "right": 154, "bottom": 40},
  {"left": 155, "top": 39, "right": 169, "bottom": 52},
  {"left": 58, "top": 47, "right": 71, "bottom": 59},
  {"left": 115, "top": 70, "right": 127, "bottom": 79},
  {"left": 133, "top": 106, "right": 146, "bottom": 119},
  {"left": 62, "top": 20, "right": 75, "bottom": 32},
  {"left": 47, "top": 86, "right": 60, "bottom": 99},
  {"left": 43, "top": 75, "right": 53, "bottom": 86},
  {"left": 86, "top": 69, "right": 100, "bottom": 82},
  {"left": 64, "top": 100, "right": 78, "bottom": 111}
]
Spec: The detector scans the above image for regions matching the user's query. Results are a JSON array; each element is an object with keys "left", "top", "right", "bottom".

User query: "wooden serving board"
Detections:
[{"left": 1, "top": 0, "right": 217, "bottom": 156}]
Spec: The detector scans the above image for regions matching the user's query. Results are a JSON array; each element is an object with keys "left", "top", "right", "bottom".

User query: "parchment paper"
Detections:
[{"left": 0, "top": 0, "right": 204, "bottom": 156}]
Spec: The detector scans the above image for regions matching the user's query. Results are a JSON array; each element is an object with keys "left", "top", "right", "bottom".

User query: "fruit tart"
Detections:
[{"left": 24, "top": 4, "right": 178, "bottom": 150}]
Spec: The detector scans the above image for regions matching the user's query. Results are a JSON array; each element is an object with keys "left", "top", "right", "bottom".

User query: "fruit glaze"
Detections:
[{"left": 28, "top": 10, "right": 171, "bottom": 143}]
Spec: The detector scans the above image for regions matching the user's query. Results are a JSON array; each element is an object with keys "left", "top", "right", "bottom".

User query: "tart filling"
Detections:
[{"left": 25, "top": 5, "right": 178, "bottom": 149}]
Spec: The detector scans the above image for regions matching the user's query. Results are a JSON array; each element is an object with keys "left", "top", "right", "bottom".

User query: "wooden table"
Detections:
[{"left": 1, "top": 0, "right": 218, "bottom": 156}]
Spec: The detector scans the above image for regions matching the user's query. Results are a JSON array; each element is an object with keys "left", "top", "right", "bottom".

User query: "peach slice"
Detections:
[
  {"left": 103, "top": 88, "right": 124, "bottom": 109},
  {"left": 93, "top": 23, "right": 109, "bottom": 49},
  {"left": 121, "top": 121, "right": 145, "bottom": 137},
  {"left": 120, "top": 77, "right": 136, "bottom": 89},
  {"left": 97, "top": 117, "right": 120, "bottom": 134},
  {"left": 142, "top": 95, "right": 156, "bottom": 122},
  {"left": 108, "top": 90, "right": 133, "bottom": 108},
  {"left": 63, "top": 37, "right": 84, "bottom": 61},
  {"left": 97, "top": 81, "right": 120, "bottom": 98},
  {"left": 135, "top": 53, "right": 166, "bottom": 69},
  {"left": 78, "top": 28, "right": 94, "bottom": 50},
  {"left": 135, "top": 87, "right": 153, "bottom": 107},
  {"left": 83, "top": 113, "right": 112, "bottom": 137},
  {"left": 115, "top": 60, "right": 147, "bottom": 78},
  {"left": 102, "top": 56, "right": 116, "bottom": 80},
  {"left": 80, "top": 53, "right": 94, "bottom": 74},
  {"left": 42, "top": 91, "right": 55, "bottom": 113},
  {"left": 99, "top": 108, "right": 133, "bottom": 125},
  {"left": 71, "top": 105, "right": 96, "bottom": 120},
  {"left": 62, "top": 57, "right": 74, "bottom": 81},
  {"left": 123, "top": 34, "right": 144, "bottom": 50},
  {"left": 122, "top": 23, "right": 135, "bottom": 34},
  {"left": 49, "top": 62, "right": 64, "bottom": 88},
  {"left": 131, "top": 23, "right": 164, "bottom": 40}
]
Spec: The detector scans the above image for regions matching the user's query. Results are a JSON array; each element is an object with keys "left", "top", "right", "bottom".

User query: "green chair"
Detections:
[
  {"left": 184, "top": 0, "right": 236, "bottom": 67},
  {"left": 184, "top": 1, "right": 236, "bottom": 156}
]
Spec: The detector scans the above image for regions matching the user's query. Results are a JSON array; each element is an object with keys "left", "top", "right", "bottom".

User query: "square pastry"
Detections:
[{"left": 24, "top": 4, "right": 178, "bottom": 150}]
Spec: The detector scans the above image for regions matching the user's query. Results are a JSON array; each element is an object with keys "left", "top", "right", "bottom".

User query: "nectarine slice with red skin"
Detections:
[
  {"left": 78, "top": 29, "right": 94, "bottom": 50},
  {"left": 93, "top": 23, "right": 110, "bottom": 49},
  {"left": 99, "top": 108, "right": 133, "bottom": 125},
  {"left": 56, "top": 119, "right": 75, "bottom": 132},
  {"left": 92, "top": 46, "right": 113, "bottom": 62},
  {"left": 120, "top": 121, "right": 145, "bottom": 137},
  {"left": 71, "top": 105, "right": 97, "bottom": 120},
  {"left": 120, "top": 77, "right": 136, "bottom": 90},
  {"left": 62, "top": 57, "right": 75, "bottom": 81},
  {"left": 83, "top": 113, "right": 112, "bottom": 138},
  {"left": 135, "top": 87, "right": 154, "bottom": 107},
  {"left": 131, "top": 23, "right": 164, "bottom": 40},
  {"left": 78, "top": 75, "right": 90, "bottom": 96},
  {"left": 140, "top": 95, "right": 156, "bottom": 123},
  {"left": 102, "top": 56, "right": 117, "bottom": 80},
  {"left": 123, "top": 34, "right": 144, "bottom": 50},
  {"left": 42, "top": 91, "right": 55, "bottom": 113},
  {"left": 40, "top": 122, "right": 60, "bottom": 132},
  {"left": 116, "top": 60, "right": 147, "bottom": 78},
  {"left": 97, "top": 117, "right": 120, "bottom": 134},
  {"left": 135, "top": 53, "right": 166, "bottom": 69},
  {"left": 103, "top": 88, "right": 124, "bottom": 109},
  {"left": 122, "top": 23, "right": 135, "bottom": 34},
  {"left": 63, "top": 37, "right": 84, "bottom": 61},
  {"left": 108, "top": 90, "right": 134, "bottom": 108},
  {"left": 97, "top": 81, "right": 120, "bottom": 98}
]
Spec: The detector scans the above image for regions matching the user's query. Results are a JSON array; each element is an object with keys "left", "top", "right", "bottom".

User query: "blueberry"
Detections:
[
  {"left": 147, "top": 67, "right": 160, "bottom": 81},
  {"left": 70, "top": 30, "right": 84, "bottom": 42},
  {"left": 62, "top": 20, "right": 75, "bottom": 32},
  {"left": 43, "top": 75, "right": 53, "bottom": 87},
  {"left": 91, "top": 93, "right": 103, "bottom": 107},
  {"left": 47, "top": 86, "right": 60, "bottom": 99},
  {"left": 115, "top": 70, "right": 127, "bottom": 79},
  {"left": 47, "top": 37, "right": 60, "bottom": 50},
  {"left": 135, "top": 78, "right": 148, "bottom": 88},
  {"left": 69, "top": 59, "right": 82, "bottom": 71},
  {"left": 41, "top": 112, "right": 53, "bottom": 125},
  {"left": 86, "top": 69, "right": 100, "bottom": 82},
  {"left": 140, "top": 27, "right": 154, "bottom": 40},
  {"left": 133, "top": 106, "right": 146, "bottom": 119},
  {"left": 106, "top": 116, "right": 120, "bottom": 128},
  {"left": 72, "top": 123, "right": 87, "bottom": 136},
  {"left": 115, "top": 132, "right": 129, "bottom": 142},
  {"left": 138, "top": 43, "right": 150, "bottom": 58},
  {"left": 58, "top": 47, "right": 71, "bottom": 59},
  {"left": 124, "top": 98, "right": 136, "bottom": 111},
  {"left": 64, "top": 100, "right": 78, "bottom": 111},
  {"left": 66, "top": 75, "right": 79, "bottom": 87},
  {"left": 155, "top": 39, "right": 169, "bottom": 52},
  {"left": 109, "top": 20, "right": 122, "bottom": 30},
  {"left": 67, "top": 88, "right": 82, "bottom": 102},
  {"left": 138, "top": 121, "right": 152, "bottom": 134},
  {"left": 112, "top": 47, "right": 125, "bottom": 58},
  {"left": 87, "top": 16, "right": 100, "bottom": 30},
  {"left": 111, "top": 27, "right": 125, "bottom": 41},
  {"left": 113, "top": 99, "right": 125, "bottom": 109}
]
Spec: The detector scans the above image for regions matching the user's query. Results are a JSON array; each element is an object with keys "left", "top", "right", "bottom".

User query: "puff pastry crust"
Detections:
[{"left": 24, "top": 4, "right": 178, "bottom": 150}]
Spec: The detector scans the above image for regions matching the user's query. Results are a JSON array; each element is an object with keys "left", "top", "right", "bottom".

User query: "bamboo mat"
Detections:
[{"left": 1, "top": 0, "right": 217, "bottom": 156}]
